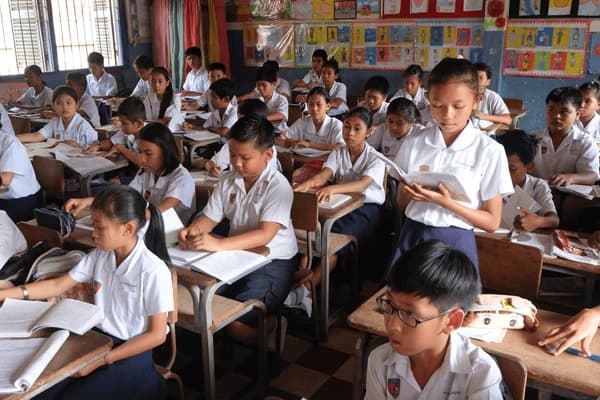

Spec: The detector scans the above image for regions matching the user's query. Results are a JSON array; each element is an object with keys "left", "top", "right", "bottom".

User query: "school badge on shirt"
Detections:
[
  {"left": 387, "top": 378, "right": 400, "bottom": 398},
  {"left": 541, "top": 145, "right": 547, "bottom": 155},
  {"left": 229, "top": 193, "right": 237, "bottom": 204}
]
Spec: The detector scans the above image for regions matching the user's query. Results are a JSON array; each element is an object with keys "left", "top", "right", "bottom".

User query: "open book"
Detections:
[
  {"left": 501, "top": 186, "right": 535, "bottom": 229},
  {"left": 54, "top": 145, "right": 115, "bottom": 176},
  {"left": 552, "top": 230, "right": 600, "bottom": 265},
  {"left": 190, "top": 250, "right": 269, "bottom": 284},
  {"left": 162, "top": 208, "right": 210, "bottom": 266},
  {"left": 553, "top": 184, "right": 600, "bottom": 200},
  {"left": 0, "top": 298, "right": 103, "bottom": 338},
  {"left": 184, "top": 130, "right": 220, "bottom": 142},
  {"left": 0, "top": 330, "right": 69, "bottom": 393}
]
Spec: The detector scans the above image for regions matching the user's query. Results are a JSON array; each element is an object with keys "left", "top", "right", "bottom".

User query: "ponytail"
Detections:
[
  {"left": 144, "top": 202, "right": 170, "bottom": 265},
  {"left": 152, "top": 66, "right": 174, "bottom": 119}
]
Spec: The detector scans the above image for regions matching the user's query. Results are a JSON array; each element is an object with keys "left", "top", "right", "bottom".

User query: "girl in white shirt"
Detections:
[
  {"left": 16, "top": 64, "right": 53, "bottom": 107},
  {"left": 144, "top": 67, "right": 176, "bottom": 123},
  {"left": 321, "top": 59, "right": 349, "bottom": 117},
  {"left": 278, "top": 87, "right": 344, "bottom": 151},
  {"left": 130, "top": 55, "right": 154, "bottom": 99},
  {"left": 1, "top": 185, "right": 173, "bottom": 400}
]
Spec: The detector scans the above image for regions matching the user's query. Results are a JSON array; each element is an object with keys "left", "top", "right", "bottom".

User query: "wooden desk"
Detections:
[
  {"left": 173, "top": 133, "right": 221, "bottom": 169},
  {"left": 1, "top": 331, "right": 112, "bottom": 400},
  {"left": 348, "top": 288, "right": 600, "bottom": 398}
]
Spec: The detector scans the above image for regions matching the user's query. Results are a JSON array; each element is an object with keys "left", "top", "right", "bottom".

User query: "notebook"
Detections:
[
  {"left": 319, "top": 194, "right": 352, "bottom": 210},
  {"left": 184, "top": 130, "right": 220, "bottom": 142},
  {"left": 190, "top": 250, "right": 269, "bottom": 284},
  {"left": 162, "top": 208, "right": 210, "bottom": 265},
  {"left": 553, "top": 184, "right": 600, "bottom": 200}
]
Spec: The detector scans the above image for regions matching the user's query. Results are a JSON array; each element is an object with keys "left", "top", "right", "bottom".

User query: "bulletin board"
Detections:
[
  {"left": 294, "top": 23, "right": 352, "bottom": 67},
  {"left": 414, "top": 21, "right": 484, "bottom": 70},
  {"left": 509, "top": 0, "right": 600, "bottom": 18},
  {"left": 502, "top": 19, "right": 590, "bottom": 78},
  {"left": 381, "top": 0, "right": 484, "bottom": 18},
  {"left": 242, "top": 24, "right": 296, "bottom": 67},
  {"left": 350, "top": 21, "right": 416, "bottom": 69}
]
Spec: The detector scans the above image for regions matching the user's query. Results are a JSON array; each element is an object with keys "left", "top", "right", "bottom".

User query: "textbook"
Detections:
[
  {"left": 0, "top": 298, "right": 103, "bottom": 338},
  {"left": 553, "top": 184, "right": 600, "bottom": 200},
  {"left": 0, "top": 330, "right": 69, "bottom": 393},
  {"left": 54, "top": 146, "right": 115, "bottom": 176},
  {"left": 190, "top": 250, "right": 269, "bottom": 284},
  {"left": 162, "top": 208, "right": 210, "bottom": 266},
  {"left": 501, "top": 186, "right": 535, "bottom": 230},
  {"left": 552, "top": 230, "right": 600, "bottom": 266},
  {"left": 184, "top": 130, "right": 220, "bottom": 142},
  {"left": 319, "top": 194, "right": 351, "bottom": 210}
]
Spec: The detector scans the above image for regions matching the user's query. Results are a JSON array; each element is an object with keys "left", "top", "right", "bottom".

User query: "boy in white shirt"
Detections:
[
  {"left": 472, "top": 63, "right": 512, "bottom": 131},
  {"left": 576, "top": 81, "right": 600, "bottom": 150},
  {"left": 358, "top": 75, "right": 390, "bottom": 129},
  {"left": 293, "top": 48, "right": 327, "bottom": 90},
  {"left": 366, "top": 240, "right": 503, "bottom": 400},
  {"left": 256, "top": 67, "right": 288, "bottom": 132},
  {"left": 184, "top": 62, "right": 237, "bottom": 112},
  {"left": 321, "top": 59, "right": 348, "bottom": 117},
  {"left": 86, "top": 52, "right": 118, "bottom": 97},
  {"left": 239, "top": 60, "right": 291, "bottom": 101},
  {"left": 16, "top": 65, "right": 53, "bottom": 107},
  {"left": 203, "top": 78, "right": 238, "bottom": 138},
  {"left": 66, "top": 72, "right": 101, "bottom": 127},
  {"left": 182, "top": 46, "right": 210, "bottom": 95},
  {"left": 496, "top": 129, "right": 559, "bottom": 232},
  {"left": 391, "top": 64, "right": 429, "bottom": 111}
]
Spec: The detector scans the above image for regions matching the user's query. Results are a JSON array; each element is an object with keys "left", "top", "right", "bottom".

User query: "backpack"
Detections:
[{"left": 0, "top": 241, "right": 54, "bottom": 285}]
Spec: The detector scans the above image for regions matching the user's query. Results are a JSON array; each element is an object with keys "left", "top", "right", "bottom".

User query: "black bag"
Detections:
[
  {"left": 34, "top": 206, "right": 76, "bottom": 236},
  {"left": 0, "top": 241, "right": 54, "bottom": 285}
]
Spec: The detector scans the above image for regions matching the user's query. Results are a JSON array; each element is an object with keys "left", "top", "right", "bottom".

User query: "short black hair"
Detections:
[
  {"left": 207, "top": 62, "right": 227, "bottom": 74},
  {"left": 474, "top": 62, "right": 492, "bottom": 80},
  {"left": 118, "top": 97, "right": 146, "bottom": 122},
  {"left": 322, "top": 58, "right": 339, "bottom": 74},
  {"left": 210, "top": 78, "right": 235, "bottom": 100},
  {"left": 66, "top": 72, "right": 87, "bottom": 90},
  {"left": 403, "top": 64, "right": 424, "bottom": 81},
  {"left": 87, "top": 51, "right": 104, "bottom": 65},
  {"left": 185, "top": 46, "right": 202, "bottom": 58},
  {"left": 387, "top": 240, "right": 481, "bottom": 312},
  {"left": 546, "top": 86, "right": 582, "bottom": 109},
  {"left": 387, "top": 97, "right": 421, "bottom": 124},
  {"left": 307, "top": 86, "right": 330, "bottom": 103},
  {"left": 52, "top": 85, "right": 78, "bottom": 103},
  {"left": 312, "top": 49, "right": 328, "bottom": 62},
  {"left": 579, "top": 81, "right": 600, "bottom": 101},
  {"left": 364, "top": 75, "right": 389, "bottom": 96},
  {"left": 256, "top": 67, "right": 277, "bottom": 83},
  {"left": 496, "top": 129, "right": 539, "bottom": 165},
  {"left": 229, "top": 116, "right": 275, "bottom": 151},
  {"left": 138, "top": 122, "right": 181, "bottom": 175},
  {"left": 428, "top": 58, "right": 478, "bottom": 95},
  {"left": 134, "top": 55, "right": 154, "bottom": 70},
  {"left": 345, "top": 106, "right": 372, "bottom": 128},
  {"left": 24, "top": 65, "right": 43, "bottom": 76},
  {"left": 262, "top": 60, "right": 279, "bottom": 73},
  {"left": 238, "top": 99, "right": 268, "bottom": 119}
]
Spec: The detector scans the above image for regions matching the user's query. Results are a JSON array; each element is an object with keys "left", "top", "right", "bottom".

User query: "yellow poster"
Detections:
[
  {"left": 417, "top": 26, "right": 430, "bottom": 45},
  {"left": 564, "top": 51, "right": 583, "bottom": 74},
  {"left": 312, "top": 0, "right": 334, "bottom": 19}
]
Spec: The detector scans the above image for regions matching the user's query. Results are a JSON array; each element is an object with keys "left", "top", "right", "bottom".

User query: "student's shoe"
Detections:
[
  {"left": 268, "top": 315, "right": 287, "bottom": 352},
  {"left": 283, "top": 285, "right": 312, "bottom": 318}
]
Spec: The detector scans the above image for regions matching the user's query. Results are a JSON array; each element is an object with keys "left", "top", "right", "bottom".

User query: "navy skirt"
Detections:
[
  {"left": 34, "top": 331, "right": 165, "bottom": 400},
  {"left": 0, "top": 191, "right": 40, "bottom": 222},
  {"left": 390, "top": 218, "right": 479, "bottom": 271}
]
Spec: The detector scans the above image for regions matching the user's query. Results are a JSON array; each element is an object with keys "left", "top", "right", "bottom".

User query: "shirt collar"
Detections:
[
  {"left": 232, "top": 165, "right": 273, "bottom": 194},
  {"left": 424, "top": 120, "right": 478, "bottom": 151},
  {"left": 113, "top": 236, "right": 145, "bottom": 279}
]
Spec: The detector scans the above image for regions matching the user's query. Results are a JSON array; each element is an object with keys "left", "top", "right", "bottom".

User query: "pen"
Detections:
[{"left": 565, "top": 347, "right": 600, "bottom": 363}]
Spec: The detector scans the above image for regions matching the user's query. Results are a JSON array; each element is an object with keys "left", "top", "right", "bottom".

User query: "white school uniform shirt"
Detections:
[
  {"left": 69, "top": 238, "right": 173, "bottom": 340},
  {"left": 203, "top": 102, "right": 238, "bottom": 129},
  {"left": 260, "top": 92, "right": 289, "bottom": 132},
  {"left": 0, "top": 104, "right": 15, "bottom": 136},
  {"left": 575, "top": 113, "right": 600, "bottom": 144},
  {"left": 38, "top": 113, "right": 98, "bottom": 146},
  {"left": 0, "top": 210, "right": 27, "bottom": 268},
  {"left": 519, "top": 174, "right": 557, "bottom": 216},
  {"left": 276, "top": 78, "right": 291, "bottom": 98},
  {"left": 365, "top": 332, "right": 503, "bottom": 400},
  {"left": 302, "top": 70, "right": 323, "bottom": 86},
  {"left": 183, "top": 67, "right": 210, "bottom": 93},
  {"left": 79, "top": 93, "right": 101, "bottom": 128},
  {"left": 323, "top": 143, "right": 386, "bottom": 205},
  {"left": 203, "top": 167, "right": 298, "bottom": 260},
  {"left": 394, "top": 121, "right": 514, "bottom": 229},
  {"left": 391, "top": 87, "right": 429, "bottom": 111},
  {"left": 0, "top": 134, "right": 40, "bottom": 200},
  {"left": 287, "top": 115, "right": 343, "bottom": 145},
  {"left": 367, "top": 123, "right": 424, "bottom": 159},
  {"left": 472, "top": 89, "right": 510, "bottom": 130},
  {"left": 358, "top": 101, "right": 389, "bottom": 127},
  {"left": 130, "top": 78, "right": 150, "bottom": 99},
  {"left": 327, "top": 81, "right": 349, "bottom": 116},
  {"left": 198, "top": 91, "right": 238, "bottom": 112},
  {"left": 17, "top": 86, "right": 53, "bottom": 107},
  {"left": 110, "top": 130, "right": 139, "bottom": 152},
  {"left": 532, "top": 126, "right": 600, "bottom": 181},
  {"left": 86, "top": 72, "right": 118, "bottom": 97},
  {"left": 143, "top": 92, "right": 177, "bottom": 121},
  {"left": 210, "top": 142, "right": 280, "bottom": 172},
  {"left": 129, "top": 164, "right": 196, "bottom": 223}
]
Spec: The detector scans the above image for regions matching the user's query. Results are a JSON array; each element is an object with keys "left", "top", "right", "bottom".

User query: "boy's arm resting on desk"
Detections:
[
  {"left": 0, "top": 273, "right": 78, "bottom": 302},
  {"left": 472, "top": 109, "right": 512, "bottom": 126},
  {"left": 65, "top": 197, "right": 95, "bottom": 216},
  {"left": 110, "top": 144, "right": 141, "bottom": 167},
  {"left": 538, "top": 305, "right": 600, "bottom": 356},
  {"left": 202, "top": 221, "right": 281, "bottom": 252},
  {"left": 206, "top": 126, "right": 230, "bottom": 137},
  {"left": 158, "top": 197, "right": 181, "bottom": 214},
  {"left": 513, "top": 208, "right": 559, "bottom": 233},
  {"left": 297, "top": 140, "right": 342, "bottom": 151},
  {"left": 178, "top": 215, "right": 219, "bottom": 248},
  {"left": 549, "top": 172, "right": 598, "bottom": 186},
  {"left": 316, "top": 176, "right": 372, "bottom": 203},
  {"left": 18, "top": 132, "right": 45, "bottom": 143},
  {"left": 294, "top": 168, "right": 333, "bottom": 192}
]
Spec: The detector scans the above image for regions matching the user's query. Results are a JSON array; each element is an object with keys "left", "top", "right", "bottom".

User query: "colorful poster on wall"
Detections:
[
  {"left": 295, "top": 23, "right": 352, "bottom": 67},
  {"left": 290, "top": 0, "right": 312, "bottom": 19},
  {"left": 548, "top": 0, "right": 572, "bottom": 15},
  {"left": 410, "top": 0, "right": 428, "bottom": 13},
  {"left": 503, "top": 19, "right": 589, "bottom": 78},
  {"left": 243, "top": 24, "right": 295, "bottom": 67},
  {"left": 519, "top": 0, "right": 541, "bottom": 16},
  {"left": 382, "top": 0, "right": 401, "bottom": 16},
  {"left": 484, "top": 0, "right": 508, "bottom": 31},
  {"left": 414, "top": 22, "right": 484, "bottom": 70},
  {"left": 588, "top": 33, "right": 600, "bottom": 73},
  {"left": 356, "top": 0, "right": 381, "bottom": 18},
  {"left": 579, "top": 0, "right": 600, "bottom": 16},
  {"left": 350, "top": 21, "right": 416, "bottom": 69},
  {"left": 334, "top": 0, "right": 356, "bottom": 18},
  {"left": 436, "top": 0, "right": 456, "bottom": 13},
  {"left": 463, "top": 0, "right": 483, "bottom": 12},
  {"left": 312, "top": 0, "right": 334, "bottom": 19}
]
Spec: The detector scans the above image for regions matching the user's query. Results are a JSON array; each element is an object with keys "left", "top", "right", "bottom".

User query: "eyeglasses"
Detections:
[{"left": 376, "top": 295, "right": 454, "bottom": 328}]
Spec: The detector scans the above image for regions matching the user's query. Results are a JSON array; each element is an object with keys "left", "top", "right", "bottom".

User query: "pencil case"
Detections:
[{"left": 34, "top": 206, "right": 76, "bottom": 236}]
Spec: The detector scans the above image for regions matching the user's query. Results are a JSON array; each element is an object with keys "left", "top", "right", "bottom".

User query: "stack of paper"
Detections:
[
  {"left": 554, "top": 184, "right": 599, "bottom": 200},
  {"left": 319, "top": 194, "right": 351, "bottom": 210},
  {"left": 184, "top": 130, "right": 220, "bottom": 142},
  {"left": 190, "top": 250, "right": 269, "bottom": 284}
]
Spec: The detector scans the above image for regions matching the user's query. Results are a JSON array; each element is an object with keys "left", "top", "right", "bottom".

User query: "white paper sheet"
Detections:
[
  {"left": 501, "top": 186, "right": 535, "bottom": 229},
  {"left": 190, "top": 250, "right": 269, "bottom": 284}
]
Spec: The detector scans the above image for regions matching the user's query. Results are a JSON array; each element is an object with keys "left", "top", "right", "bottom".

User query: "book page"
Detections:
[
  {"left": 0, "top": 337, "right": 46, "bottom": 393},
  {"left": 501, "top": 186, "right": 535, "bottom": 229},
  {"left": 319, "top": 194, "right": 351, "bottom": 210},
  {"left": 184, "top": 130, "right": 220, "bottom": 141},
  {"left": 162, "top": 208, "right": 184, "bottom": 247},
  {"left": 34, "top": 299, "right": 103, "bottom": 336},
  {"left": 404, "top": 172, "right": 471, "bottom": 203},
  {"left": 0, "top": 299, "right": 53, "bottom": 338},
  {"left": 510, "top": 232, "right": 554, "bottom": 258},
  {"left": 190, "top": 250, "right": 269, "bottom": 284},
  {"left": 167, "top": 247, "right": 210, "bottom": 266}
]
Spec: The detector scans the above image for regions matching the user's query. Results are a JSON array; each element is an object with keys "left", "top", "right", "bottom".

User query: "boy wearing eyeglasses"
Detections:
[{"left": 365, "top": 240, "right": 503, "bottom": 399}]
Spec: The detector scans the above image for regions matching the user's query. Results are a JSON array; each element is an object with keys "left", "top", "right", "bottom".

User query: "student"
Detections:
[
  {"left": 144, "top": 67, "right": 176, "bottom": 123},
  {"left": 66, "top": 72, "right": 101, "bottom": 128},
  {"left": 532, "top": 86, "right": 599, "bottom": 186},
  {"left": 1, "top": 186, "right": 173, "bottom": 400},
  {"left": 18, "top": 85, "right": 98, "bottom": 148},
  {"left": 496, "top": 130, "right": 559, "bottom": 232},
  {"left": 321, "top": 59, "right": 348, "bottom": 117},
  {"left": 186, "top": 62, "right": 234, "bottom": 112},
  {"left": 256, "top": 67, "right": 288, "bottom": 132},
  {"left": 202, "top": 78, "right": 238, "bottom": 138},
  {"left": 0, "top": 133, "right": 41, "bottom": 222},
  {"left": 278, "top": 87, "right": 343, "bottom": 151},
  {"left": 294, "top": 107, "right": 385, "bottom": 299},
  {"left": 182, "top": 46, "right": 210, "bottom": 95},
  {"left": 66, "top": 123, "right": 196, "bottom": 224},
  {"left": 0, "top": 210, "right": 27, "bottom": 271},
  {"left": 365, "top": 240, "right": 503, "bottom": 399},
  {"left": 539, "top": 304, "right": 600, "bottom": 357},
  {"left": 393, "top": 58, "right": 513, "bottom": 267},
  {"left": 293, "top": 48, "right": 327, "bottom": 89},
  {"left": 16, "top": 65, "right": 53, "bottom": 107},
  {"left": 357, "top": 75, "right": 390, "bottom": 128},
  {"left": 472, "top": 62, "right": 512, "bottom": 130},
  {"left": 86, "top": 52, "right": 118, "bottom": 97},
  {"left": 239, "top": 60, "right": 291, "bottom": 101},
  {"left": 391, "top": 64, "right": 430, "bottom": 111},
  {"left": 576, "top": 81, "right": 600, "bottom": 149},
  {"left": 130, "top": 55, "right": 154, "bottom": 99},
  {"left": 179, "top": 117, "right": 298, "bottom": 340},
  {"left": 367, "top": 97, "right": 423, "bottom": 159},
  {"left": 0, "top": 104, "right": 15, "bottom": 136}
]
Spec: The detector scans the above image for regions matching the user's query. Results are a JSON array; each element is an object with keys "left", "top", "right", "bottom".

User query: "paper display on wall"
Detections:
[
  {"left": 503, "top": 19, "right": 590, "bottom": 78},
  {"left": 243, "top": 24, "right": 295, "bottom": 67},
  {"left": 350, "top": 21, "right": 416, "bottom": 69},
  {"left": 295, "top": 23, "right": 351, "bottom": 67}
]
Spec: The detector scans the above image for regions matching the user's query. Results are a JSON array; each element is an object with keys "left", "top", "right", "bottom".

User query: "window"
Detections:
[{"left": 0, "top": 0, "right": 121, "bottom": 75}]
